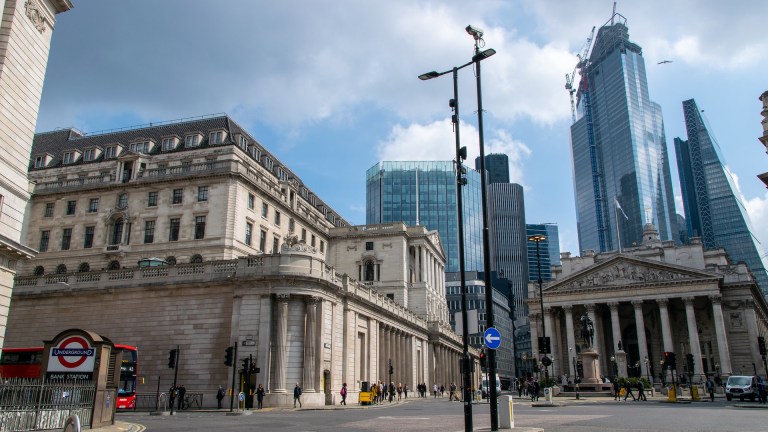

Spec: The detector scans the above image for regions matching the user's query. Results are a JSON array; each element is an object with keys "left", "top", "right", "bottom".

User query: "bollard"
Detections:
[{"left": 500, "top": 395, "right": 514, "bottom": 429}]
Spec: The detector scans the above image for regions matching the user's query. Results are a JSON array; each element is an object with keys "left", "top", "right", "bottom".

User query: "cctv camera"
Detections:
[{"left": 466, "top": 25, "right": 484, "bottom": 39}]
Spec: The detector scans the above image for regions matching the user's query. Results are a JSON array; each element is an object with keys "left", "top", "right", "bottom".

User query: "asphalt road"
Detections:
[{"left": 115, "top": 394, "right": 768, "bottom": 432}]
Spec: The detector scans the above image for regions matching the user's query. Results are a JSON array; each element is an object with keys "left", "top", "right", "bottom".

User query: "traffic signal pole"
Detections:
[
  {"left": 230, "top": 343, "right": 237, "bottom": 412},
  {"left": 170, "top": 345, "right": 179, "bottom": 415}
]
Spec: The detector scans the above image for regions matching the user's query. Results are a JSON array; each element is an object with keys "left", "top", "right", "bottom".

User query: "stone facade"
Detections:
[
  {"left": 526, "top": 223, "right": 768, "bottom": 385},
  {"left": 0, "top": 0, "right": 72, "bottom": 350},
  {"left": 5, "top": 115, "right": 468, "bottom": 407}
]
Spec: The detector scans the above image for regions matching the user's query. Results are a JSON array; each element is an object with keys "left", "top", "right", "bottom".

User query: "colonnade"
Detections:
[{"left": 529, "top": 295, "right": 733, "bottom": 382}]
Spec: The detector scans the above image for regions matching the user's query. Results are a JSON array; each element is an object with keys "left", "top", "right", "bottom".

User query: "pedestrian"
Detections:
[
  {"left": 533, "top": 380, "right": 540, "bottom": 401},
  {"left": 623, "top": 380, "right": 636, "bottom": 401},
  {"left": 177, "top": 384, "right": 186, "bottom": 410},
  {"left": 758, "top": 378, "right": 767, "bottom": 404},
  {"left": 636, "top": 380, "right": 647, "bottom": 401},
  {"left": 216, "top": 385, "right": 225, "bottom": 409},
  {"left": 397, "top": 383, "right": 403, "bottom": 400},
  {"left": 256, "top": 384, "right": 265, "bottom": 409},
  {"left": 706, "top": 376, "right": 715, "bottom": 402},
  {"left": 404, "top": 384, "right": 408, "bottom": 398},
  {"left": 433, "top": 383, "right": 438, "bottom": 398},
  {"left": 440, "top": 384, "right": 445, "bottom": 397},
  {"left": 168, "top": 385, "right": 176, "bottom": 410},
  {"left": 613, "top": 380, "right": 620, "bottom": 401},
  {"left": 340, "top": 382, "right": 347, "bottom": 405},
  {"left": 293, "top": 383, "right": 302, "bottom": 408}
]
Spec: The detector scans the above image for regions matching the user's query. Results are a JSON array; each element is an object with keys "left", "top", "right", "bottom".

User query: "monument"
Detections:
[{"left": 579, "top": 314, "right": 603, "bottom": 388}]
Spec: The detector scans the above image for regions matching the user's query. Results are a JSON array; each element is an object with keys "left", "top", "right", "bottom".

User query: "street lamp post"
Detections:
[
  {"left": 528, "top": 234, "right": 548, "bottom": 387},
  {"left": 419, "top": 44, "right": 496, "bottom": 432},
  {"left": 570, "top": 347, "right": 580, "bottom": 400}
]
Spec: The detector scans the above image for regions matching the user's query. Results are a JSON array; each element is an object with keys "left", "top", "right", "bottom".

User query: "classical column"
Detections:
[
  {"left": 608, "top": 302, "right": 622, "bottom": 353},
  {"left": 303, "top": 296, "right": 319, "bottom": 392},
  {"left": 632, "top": 300, "right": 649, "bottom": 379},
  {"left": 399, "top": 332, "right": 406, "bottom": 386},
  {"left": 564, "top": 306, "right": 576, "bottom": 378},
  {"left": 656, "top": 298, "right": 674, "bottom": 352},
  {"left": 710, "top": 295, "right": 733, "bottom": 375},
  {"left": 274, "top": 294, "right": 289, "bottom": 392},
  {"left": 744, "top": 300, "right": 763, "bottom": 374},
  {"left": 683, "top": 297, "right": 705, "bottom": 378}
]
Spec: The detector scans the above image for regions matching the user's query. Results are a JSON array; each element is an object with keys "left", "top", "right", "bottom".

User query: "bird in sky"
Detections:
[{"left": 657, "top": 60, "right": 673, "bottom": 64}]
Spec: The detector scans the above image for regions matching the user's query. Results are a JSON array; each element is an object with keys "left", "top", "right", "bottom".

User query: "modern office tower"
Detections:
[
  {"left": 445, "top": 271, "right": 514, "bottom": 386},
  {"left": 366, "top": 161, "right": 484, "bottom": 273},
  {"left": 475, "top": 153, "right": 510, "bottom": 184},
  {"left": 675, "top": 214, "right": 688, "bottom": 245},
  {"left": 526, "top": 224, "right": 560, "bottom": 284},
  {"left": 675, "top": 98, "right": 768, "bottom": 295},
  {"left": 489, "top": 183, "right": 528, "bottom": 320},
  {"left": 0, "top": 0, "right": 72, "bottom": 350},
  {"left": 570, "top": 15, "right": 677, "bottom": 254},
  {"left": 758, "top": 91, "right": 768, "bottom": 188}
]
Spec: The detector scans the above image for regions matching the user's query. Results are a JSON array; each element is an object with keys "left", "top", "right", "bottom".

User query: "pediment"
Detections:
[{"left": 545, "top": 255, "right": 718, "bottom": 293}]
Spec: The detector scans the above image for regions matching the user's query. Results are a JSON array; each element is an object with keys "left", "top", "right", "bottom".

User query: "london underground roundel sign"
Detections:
[{"left": 47, "top": 336, "right": 96, "bottom": 373}]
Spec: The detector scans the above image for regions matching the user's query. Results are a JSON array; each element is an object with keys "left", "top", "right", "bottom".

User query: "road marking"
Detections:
[{"left": 377, "top": 416, "right": 431, "bottom": 420}]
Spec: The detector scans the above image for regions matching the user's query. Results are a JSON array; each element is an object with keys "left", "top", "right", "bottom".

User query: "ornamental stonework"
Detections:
[{"left": 25, "top": 0, "right": 48, "bottom": 34}]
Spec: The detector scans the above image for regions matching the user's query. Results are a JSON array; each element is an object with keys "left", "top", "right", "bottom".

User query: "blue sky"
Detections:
[{"left": 36, "top": 0, "right": 768, "bottom": 257}]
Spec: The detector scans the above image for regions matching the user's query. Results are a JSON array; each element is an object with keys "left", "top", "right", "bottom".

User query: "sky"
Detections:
[{"left": 36, "top": 0, "right": 768, "bottom": 257}]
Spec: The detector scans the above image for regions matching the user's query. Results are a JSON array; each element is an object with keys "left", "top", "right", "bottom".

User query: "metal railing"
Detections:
[{"left": 0, "top": 378, "right": 95, "bottom": 432}]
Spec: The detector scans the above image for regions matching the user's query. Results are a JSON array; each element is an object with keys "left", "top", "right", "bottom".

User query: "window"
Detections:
[
  {"left": 144, "top": 220, "right": 155, "bottom": 244},
  {"left": 84, "top": 148, "right": 95, "bottom": 161},
  {"left": 261, "top": 203, "right": 268, "bottom": 218},
  {"left": 78, "top": 262, "right": 90, "bottom": 273},
  {"left": 288, "top": 218, "right": 295, "bottom": 233},
  {"left": 301, "top": 228, "right": 307, "bottom": 241},
  {"left": 162, "top": 137, "right": 176, "bottom": 151},
  {"left": 272, "top": 237, "right": 279, "bottom": 253},
  {"left": 238, "top": 135, "right": 248, "bottom": 150},
  {"left": 320, "top": 240, "right": 325, "bottom": 253},
  {"left": 44, "top": 202, "right": 54, "bottom": 218},
  {"left": 364, "top": 261, "right": 375, "bottom": 281},
  {"left": 245, "top": 222, "right": 253, "bottom": 245},
  {"left": 111, "top": 219, "right": 124, "bottom": 245},
  {"left": 264, "top": 157, "right": 273, "bottom": 171},
  {"left": 34, "top": 266, "right": 45, "bottom": 275},
  {"left": 274, "top": 210, "right": 281, "bottom": 226},
  {"left": 61, "top": 228, "right": 72, "bottom": 250},
  {"left": 88, "top": 198, "right": 99, "bottom": 213},
  {"left": 311, "top": 235, "right": 316, "bottom": 247},
  {"left": 276, "top": 167, "right": 287, "bottom": 181},
  {"left": 34, "top": 155, "right": 45, "bottom": 168},
  {"left": 84, "top": 226, "right": 95, "bottom": 248},
  {"left": 169, "top": 218, "right": 180, "bottom": 241},
  {"left": 105, "top": 146, "right": 117, "bottom": 159},
  {"left": 130, "top": 141, "right": 149, "bottom": 154},
  {"left": 172, "top": 189, "right": 183, "bottom": 204},
  {"left": 366, "top": 241, "right": 374, "bottom": 251},
  {"left": 66, "top": 200, "right": 76, "bottom": 215},
  {"left": 209, "top": 131, "right": 223, "bottom": 145},
  {"left": 147, "top": 191, "right": 158, "bottom": 207},
  {"left": 259, "top": 229, "right": 267, "bottom": 252},
  {"left": 248, "top": 193, "right": 255, "bottom": 209},
  {"left": 197, "top": 186, "right": 208, "bottom": 202},
  {"left": 185, "top": 135, "right": 200, "bottom": 147},
  {"left": 63, "top": 152, "right": 75, "bottom": 164},
  {"left": 117, "top": 193, "right": 128, "bottom": 209},
  {"left": 194, "top": 216, "right": 206, "bottom": 239},
  {"left": 56, "top": 264, "right": 67, "bottom": 274},
  {"left": 190, "top": 254, "right": 203, "bottom": 263},
  {"left": 39, "top": 230, "right": 50, "bottom": 252}
]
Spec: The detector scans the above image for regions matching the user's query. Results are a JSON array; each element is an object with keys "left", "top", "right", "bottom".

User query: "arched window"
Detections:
[
  {"left": 165, "top": 256, "right": 177, "bottom": 265},
  {"left": 364, "top": 260, "right": 375, "bottom": 282},
  {"left": 34, "top": 266, "right": 45, "bottom": 276},
  {"left": 117, "top": 193, "right": 128, "bottom": 209},
  {"left": 78, "top": 262, "right": 90, "bottom": 273},
  {"left": 56, "top": 264, "right": 67, "bottom": 274},
  {"left": 108, "top": 260, "right": 121, "bottom": 270},
  {"left": 112, "top": 218, "right": 124, "bottom": 245},
  {"left": 190, "top": 254, "right": 203, "bottom": 264}
]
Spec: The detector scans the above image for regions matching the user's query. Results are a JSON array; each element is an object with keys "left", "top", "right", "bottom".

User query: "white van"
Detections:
[{"left": 481, "top": 377, "right": 502, "bottom": 398}]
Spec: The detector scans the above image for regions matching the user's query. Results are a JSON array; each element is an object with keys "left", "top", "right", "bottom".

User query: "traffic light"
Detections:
[
  {"left": 388, "top": 365, "right": 394, "bottom": 375},
  {"left": 538, "top": 336, "right": 551, "bottom": 354},
  {"left": 224, "top": 346, "right": 234, "bottom": 366},
  {"left": 759, "top": 336, "right": 766, "bottom": 356},
  {"left": 168, "top": 349, "right": 177, "bottom": 369},
  {"left": 664, "top": 351, "right": 671, "bottom": 368},
  {"left": 686, "top": 353, "right": 694, "bottom": 372},
  {"left": 668, "top": 352, "right": 677, "bottom": 370},
  {"left": 479, "top": 351, "right": 487, "bottom": 369},
  {"left": 241, "top": 357, "right": 249, "bottom": 373}
]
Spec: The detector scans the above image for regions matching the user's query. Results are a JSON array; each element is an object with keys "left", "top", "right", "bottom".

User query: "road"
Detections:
[{"left": 115, "top": 394, "right": 768, "bottom": 432}]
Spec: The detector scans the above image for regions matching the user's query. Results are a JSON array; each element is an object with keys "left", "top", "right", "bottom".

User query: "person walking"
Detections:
[
  {"left": 397, "top": 383, "right": 403, "bottom": 400},
  {"left": 293, "top": 383, "right": 302, "bottom": 408},
  {"left": 177, "top": 384, "right": 186, "bottom": 410},
  {"left": 623, "top": 381, "right": 636, "bottom": 401},
  {"left": 340, "top": 382, "right": 348, "bottom": 405},
  {"left": 706, "top": 376, "right": 715, "bottom": 402},
  {"left": 613, "top": 380, "right": 620, "bottom": 401},
  {"left": 216, "top": 385, "right": 225, "bottom": 409},
  {"left": 433, "top": 383, "right": 438, "bottom": 398},
  {"left": 636, "top": 380, "right": 647, "bottom": 401},
  {"left": 256, "top": 384, "right": 265, "bottom": 409}
]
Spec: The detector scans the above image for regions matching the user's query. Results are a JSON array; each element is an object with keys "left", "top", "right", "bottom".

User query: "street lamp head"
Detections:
[
  {"left": 418, "top": 71, "right": 440, "bottom": 81},
  {"left": 528, "top": 234, "right": 547, "bottom": 242},
  {"left": 466, "top": 24, "right": 484, "bottom": 39},
  {"left": 471, "top": 48, "right": 496, "bottom": 62}
]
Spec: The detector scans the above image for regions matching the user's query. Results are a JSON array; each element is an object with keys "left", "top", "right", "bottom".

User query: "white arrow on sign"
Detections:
[{"left": 485, "top": 333, "right": 500, "bottom": 344}]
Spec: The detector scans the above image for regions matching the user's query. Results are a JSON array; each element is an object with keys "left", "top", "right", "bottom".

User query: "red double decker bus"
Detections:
[{"left": 0, "top": 344, "right": 139, "bottom": 410}]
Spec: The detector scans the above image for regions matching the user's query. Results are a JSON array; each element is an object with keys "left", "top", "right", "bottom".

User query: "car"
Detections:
[
  {"left": 481, "top": 377, "right": 501, "bottom": 398},
  {"left": 725, "top": 375, "right": 758, "bottom": 401}
]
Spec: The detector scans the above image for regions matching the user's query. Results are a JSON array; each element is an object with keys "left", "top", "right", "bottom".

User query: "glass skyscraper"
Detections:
[
  {"left": 366, "top": 161, "right": 484, "bottom": 273},
  {"left": 570, "top": 18, "right": 677, "bottom": 254},
  {"left": 475, "top": 153, "right": 510, "bottom": 184},
  {"left": 526, "top": 224, "right": 560, "bottom": 283},
  {"left": 675, "top": 98, "right": 768, "bottom": 295}
]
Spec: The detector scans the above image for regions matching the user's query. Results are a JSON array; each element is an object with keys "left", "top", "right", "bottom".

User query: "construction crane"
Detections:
[{"left": 565, "top": 26, "right": 595, "bottom": 123}]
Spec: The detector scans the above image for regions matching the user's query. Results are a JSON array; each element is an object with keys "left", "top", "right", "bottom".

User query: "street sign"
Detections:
[
  {"left": 484, "top": 327, "right": 501, "bottom": 350},
  {"left": 47, "top": 335, "right": 96, "bottom": 379},
  {"left": 238, "top": 392, "right": 245, "bottom": 401}
]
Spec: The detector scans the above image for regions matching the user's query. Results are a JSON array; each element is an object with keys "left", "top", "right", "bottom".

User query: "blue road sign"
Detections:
[{"left": 484, "top": 327, "right": 501, "bottom": 350}]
